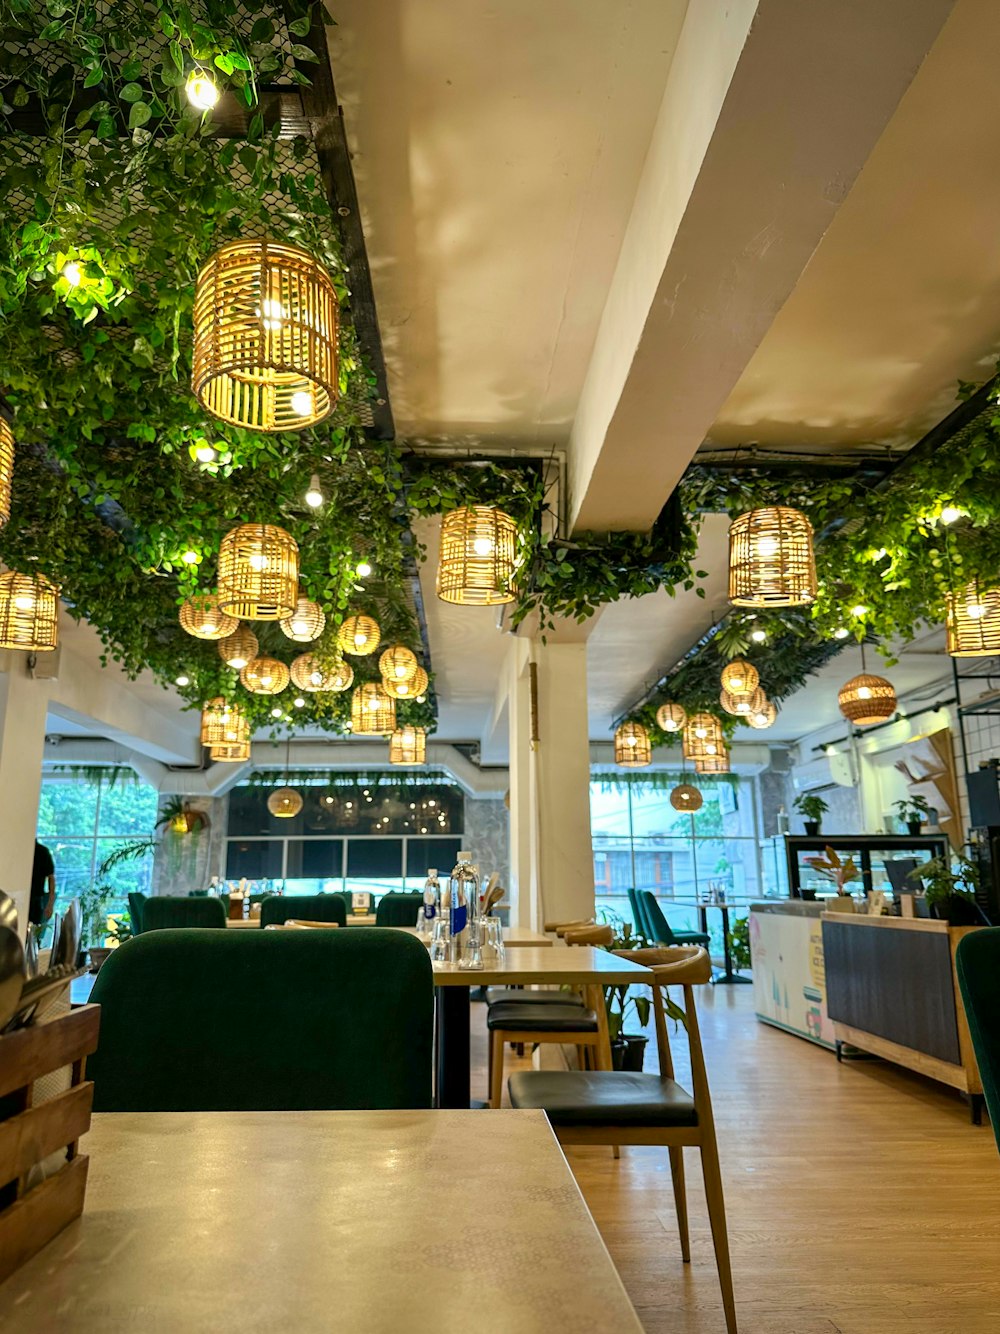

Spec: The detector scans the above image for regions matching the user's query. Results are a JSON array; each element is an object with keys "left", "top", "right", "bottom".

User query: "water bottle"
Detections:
[
  {"left": 450, "top": 850, "right": 482, "bottom": 970},
  {"left": 419, "top": 869, "right": 440, "bottom": 937}
]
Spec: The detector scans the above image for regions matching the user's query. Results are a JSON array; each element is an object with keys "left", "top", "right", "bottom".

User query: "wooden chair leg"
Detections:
[
  {"left": 668, "top": 1146, "right": 690, "bottom": 1262},
  {"left": 699, "top": 1139, "right": 737, "bottom": 1334},
  {"left": 490, "top": 1031, "right": 506, "bottom": 1109}
]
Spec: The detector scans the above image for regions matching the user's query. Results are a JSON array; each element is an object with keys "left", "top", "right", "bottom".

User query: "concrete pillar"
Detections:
[
  {"left": 0, "top": 654, "right": 52, "bottom": 934},
  {"left": 507, "top": 638, "right": 595, "bottom": 929}
]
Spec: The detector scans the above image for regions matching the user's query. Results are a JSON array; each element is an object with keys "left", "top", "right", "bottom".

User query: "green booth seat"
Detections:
[
  {"left": 639, "top": 890, "right": 711, "bottom": 949},
  {"left": 88, "top": 927, "right": 433, "bottom": 1111},
  {"left": 142, "top": 895, "right": 226, "bottom": 932},
  {"left": 375, "top": 892, "right": 422, "bottom": 928},
  {"left": 956, "top": 928, "right": 1000, "bottom": 1151},
  {"left": 259, "top": 893, "right": 347, "bottom": 929},
  {"left": 127, "top": 891, "right": 146, "bottom": 935}
]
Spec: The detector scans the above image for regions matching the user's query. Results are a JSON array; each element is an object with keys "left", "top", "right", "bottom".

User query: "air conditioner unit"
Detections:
[{"left": 28, "top": 647, "right": 61, "bottom": 681}]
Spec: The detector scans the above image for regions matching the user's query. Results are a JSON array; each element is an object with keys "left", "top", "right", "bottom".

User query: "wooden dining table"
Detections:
[{"left": 0, "top": 1109, "right": 643, "bottom": 1332}]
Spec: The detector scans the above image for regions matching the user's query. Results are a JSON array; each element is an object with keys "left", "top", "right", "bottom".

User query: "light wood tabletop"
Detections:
[
  {"left": 0, "top": 1110, "right": 643, "bottom": 1334},
  {"left": 431, "top": 944, "right": 650, "bottom": 987}
]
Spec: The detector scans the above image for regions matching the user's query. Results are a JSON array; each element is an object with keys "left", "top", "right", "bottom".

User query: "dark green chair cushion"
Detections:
[
  {"left": 956, "top": 928, "right": 1000, "bottom": 1151},
  {"left": 485, "top": 986, "right": 585, "bottom": 1008},
  {"left": 142, "top": 895, "right": 226, "bottom": 931},
  {"left": 508, "top": 1070, "right": 698, "bottom": 1127},
  {"left": 640, "top": 890, "right": 710, "bottom": 948},
  {"left": 375, "top": 893, "right": 421, "bottom": 928},
  {"left": 259, "top": 894, "right": 347, "bottom": 928},
  {"left": 127, "top": 891, "right": 146, "bottom": 935},
  {"left": 487, "top": 1002, "right": 597, "bottom": 1033},
  {"left": 88, "top": 928, "right": 433, "bottom": 1111}
]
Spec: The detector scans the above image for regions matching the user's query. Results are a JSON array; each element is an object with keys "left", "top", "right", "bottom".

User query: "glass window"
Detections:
[
  {"left": 285, "top": 839, "right": 343, "bottom": 879},
  {"left": 404, "top": 837, "right": 462, "bottom": 885},
  {"left": 226, "top": 839, "right": 284, "bottom": 879}
]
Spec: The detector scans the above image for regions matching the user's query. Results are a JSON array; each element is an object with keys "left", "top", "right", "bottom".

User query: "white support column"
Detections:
[{"left": 0, "top": 654, "right": 53, "bottom": 934}]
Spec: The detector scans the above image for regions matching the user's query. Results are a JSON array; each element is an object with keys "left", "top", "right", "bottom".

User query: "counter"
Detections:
[{"left": 750, "top": 901, "right": 836, "bottom": 1050}]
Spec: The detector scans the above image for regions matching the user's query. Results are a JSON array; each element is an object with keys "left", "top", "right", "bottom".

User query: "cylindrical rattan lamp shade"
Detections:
[
  {"left": 240, "top": 656, "right": 290, "bottom": 695},
  {"left": 946, "top": 581, "right": 1000, "bottom": 657},
  {"left": 379, "top": 644, "right": 419, "bottom": 684},
  {"left": 179, "top": 592, "right": 238, "bottom": 641},
  {"left": 695, "top": 751, "right": 731, "bottom": 775},
  {"left": 729, "top": 507, "right": 817, "bottom": 607},
  {"left": 670, "top": 784, "right": 703, "bottom": 812},
  {"left": 218, "top": 626, "right": 259, "bottom": 670},
  {"left": 747, "top": 700, "right": 779, "bottom": 730},
  {"left": 290, "top": 652, "right": 352, "bottom": 692},
  {"left": 192, "top": 240, "right": 339, "bottom": 433},
  {"left": 0, "top": 417, "right": 14, "bottom": 527},
  {"left": 338, "top": 615, "right": 381, "bottom": 656},
  {"left": 351, "top": 682, "right": 396, "bottom": 735},
  {"left": 267, "top": 787, "right": 303, "bottom": 818},
  {"left": 209, "top": 739, "right": 251, "bottom": 763},
  {"left": 436, "top": 506, "right": 518, "bottom": 606},
  {"left": 614, "top": 721, "right": 651, "bottom": 767},
  {"left": 389, "top": 725, "right": 427, "bottom": 765},
  {"left": 0, "top": 572, "right": 58, "bottom": 651},
  {"left": 838, "top": 673, "right": 896, "bottom": 726},
  {"left": 218, "top": 523, "right": 299, "bottom": 621},
  {"left": 655, "top": 702, "right": 687, "bottom": 734},
  {"left": 279, "top": 597, "right": 326, "bottom": 644},
  {"left": 200, "top": 698, "right": 248, "bottom": 747},
  {"left": 720, "top": 686, "right": 766, "bottom": 717},
  {"left": 720, "top": 659, "right": 759, "bottom": 696},
  {"left": 682, "top": 713, "right": 724, "bottom": 760},
  {"left": 385, "top": 665, "right": 428, "bottom": 700}
]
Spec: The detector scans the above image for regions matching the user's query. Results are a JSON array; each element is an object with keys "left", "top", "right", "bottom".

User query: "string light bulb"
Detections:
[
  {"left": 304, "top": 474, "right": 324, "bottom": 508},
  {"left": 185, "top": 69, "right": 220, "bottom": 111},
  {"left": 62, "top": 261, "right": 81, "bottom": 287}
]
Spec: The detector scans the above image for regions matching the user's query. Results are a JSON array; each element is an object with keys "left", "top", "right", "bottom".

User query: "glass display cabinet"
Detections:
[{"left": 766, "top": 833, "right": 950, "bottom": 900}]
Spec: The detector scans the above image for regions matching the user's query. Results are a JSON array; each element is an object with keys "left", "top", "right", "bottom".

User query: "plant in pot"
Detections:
[
  {"left": 793, "top": 792, "right": 829, "bottom": 836},
  {"left": 79, "top": 882, "right": 114, "bottom": 972},
  {"left": 893, "top": 795, "right": 931, "bottom": 836},
  {"left": 910, "top": 855, "right": 987, "bottom": 926},
  {"left": 597, "top": 908, "right": 653, "bottom": 1068},
  {"left": 727, "top": 916, "right": 751, "bottom": 973},
  {"left": 803, "top": 846, "right": 860, "bottom": 912}
]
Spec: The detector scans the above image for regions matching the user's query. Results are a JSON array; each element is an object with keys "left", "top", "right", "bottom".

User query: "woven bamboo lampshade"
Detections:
[
  {"left": 614, "top": 721, "right": 652, "bottom": 768},
  {"left": 267, "top": 786, "right": 304, "bottom": 818},
  {"left": 338, "top": 614, "right": 381, "bottom": 656},
  {"left": 217, "top": 523, "right": 299, "bottom": 621},
  {"left": 279, "top": 596, "right": 326, "bottom": 643},
  {"left": 838, "top": 672, "right": 896, "bottom": 726},
  {"left": 200, "top": 698, "right": 248, "bottom": 747},
  {"left": 384, "top": 665, "right": 429, "bottom": 700},
  {"left": 0, "top": 572, "right": 59, "bottom": 651},
  {"left": 720, "top": 686, "right": 766, "bottom": 717},
  {"left": 946, "top": 580, "right": 1000, "bottom": 656},
  {"left": 695, "top": 750, "right": 731, "bottom": 775},
  {"left": 351, "top": 681, "right": 396, "bottom": 735},
  {"left": 670, "top": 784, "right": 703, "bottom": 812},
  {"left": 729, "top": 506, "right": 817, "bottom": 607},
  {"left": 290, "top": 652, "right": 349, "bottom": 692},
  {"left": 192, "top": 239, "right": 339, "bottom": 432},
  {"left": 682, "top": 713, "right": 724, "bottom": 761},
  {"left": 746, "top": 699, "right": 779, "bottom": 730},
  {"left": 218, "top": 626, "right": 259, "bottom": 670},
  {"left": 0, "top": 416, "right": 14, "bottom": 527},
  {"left": 379, "top": 644, "right": 419, "bottom": 685},
  {"left": 720, "top": 659, "right": 759, "bottom": 696},
  {"left": 209, "top": 739, "right": 251, "bottom": 763},
  {"left": 240, "top": 655, "right": 290, "bottom": 695},
  {"left": 179, "top": 592, "right": 238, "bottom": 641},
  {"left": 655, "top": 702, "right": 687, "bottom": 734},
  {"left": 436, "top": 505, "right": 518, "bottom": 606},
  {"left": 389, "top": 725, "right": 427, "bottom": 765}
]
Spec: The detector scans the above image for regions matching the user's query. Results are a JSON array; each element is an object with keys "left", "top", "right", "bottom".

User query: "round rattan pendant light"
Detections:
[
  {"left": 267, "top": 738, "right": 303, "bottom": 818},
  {"left": 389, "top": 725, "right": 427, "bottom": 765},
  {"left": 0, "top": 415, "right": 15, "bottom": 527},
  {"left": 0, "top": 572, "right": 59, "bottom": 651},
  {"left": 351, "top": 681, "right": 396, "bottom": 735},
  {"left": 200, "top": 698, "right": 248, "bottom": 748},
  {"left": 838, "top": 645, "right": 896, "bottom": 726},
  {"left": 179, "top": 592, "right": 238, "bottom": 641},
  {"left": 746, "top": 700, "right": 779, "bottom": 730},
  {"left": 728, "top": 506, "right": 817, "bottom": 607},
  {"left": 241, "top": 655, "right": 290, "bottom": 696},
  {"left": 720, "top": 659, "right": 759, "bottom": 696},
  {"left": 218, "top": 626, "right": 259, "bottom": 670},
  {"left": 655, "top": 702, "right": 687, "bottom": 734},
  {"left": 385, "top": 665, "right": 428, "bottom": 700},
  {"left": 192, "top": 239, "right": 339, "bottom": 432},
  {"left": 279, "top": 596, "right": 326, "bottom": 643},
  {"left": 379, "top": 644, "right": 419, "bottom": 685},
  {"left": 720, "top": 686, "right": 766, "bottom": 717},
  {"left": 683, "top": 713, "right": 724, "bottom": 761},
  {"left": 670, "top": 784, "right": 703, "bottom": 812},
  {"left": 217, "top": 523, "right": 299, "bottom": 621},
  {"left": 338, "top": 614, "right": 381, "bottom": 656},
  {"left": 290, "top": 652, "right": 350, "bottom": 692},
  {"left": 614, "top": 721, "right": 652, "bottom": 768},
  {"left": 946, "top": 580, "right": 1000, "bottom": 657},
  {"left": 436, "top": 505, "right": 518, "bottom": 606}
]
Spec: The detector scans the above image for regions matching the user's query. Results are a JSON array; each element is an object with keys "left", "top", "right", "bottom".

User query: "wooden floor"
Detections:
[{"left": 472, "top": 986, "right": 1000, "bottom": 1334}]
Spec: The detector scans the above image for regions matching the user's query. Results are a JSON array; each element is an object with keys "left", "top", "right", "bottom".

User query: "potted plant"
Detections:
[
  {"left": 911, "top": 855, "right": 985, "bottom": 926},
  {"left": 794, "top": 792, "right": 829, "bottom": 836},
  {"left": 804, "top": 846, "right": 860, "bottom": 912},
  {"left": 598, "top": 909, "right": 652, "bottom": 1070},
  {"left": 727, "top": 916, "right": 751, "bottom": 973},
  {"left": 79, "top": 882, "right": 114, "bottom": 972},
  {"left": 893, "top": 795, "right": 931, "bottom": 836}
]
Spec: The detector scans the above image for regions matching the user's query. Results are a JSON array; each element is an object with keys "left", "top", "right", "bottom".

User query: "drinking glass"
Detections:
[
  {"left": 429, "top": 918, "right": 451, "bottom": 963},
  {"left": 482, "top": 917, "right": 505, "bottom": 966}
]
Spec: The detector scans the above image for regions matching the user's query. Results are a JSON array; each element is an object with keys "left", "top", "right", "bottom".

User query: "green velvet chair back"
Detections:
[
  {"left": 88, "top": 928, "right": 433, "bottom": 1111},
  {"left": 127, "top": 891, "right": 146, "bottom": 935},
  {"left": 142, "top": 895, "right": 226, "bottom": 932},
  {"left": 956, "top": 928, "right": 1000, "bottom": 1152},
  {"left": 639, "top": 890, "right": 679, "bottom": 947},
  {"left": 627, "top": 887, "right": 647, "bottom": 940},
  {"left": 259, "top": 894, "right": 347, "bottom": 928},
  {"left": 375, "top": 892, "right": 421, "bottom": 928}
]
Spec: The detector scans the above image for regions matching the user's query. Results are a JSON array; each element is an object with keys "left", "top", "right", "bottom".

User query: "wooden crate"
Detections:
[{"left": 0, "top": 1003, "right": 100, "bottom": 1284}]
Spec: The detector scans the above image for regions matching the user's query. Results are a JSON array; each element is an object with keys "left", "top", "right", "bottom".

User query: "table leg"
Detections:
[
  {"left": 587, "top": 984, "right": 613, "bottom": 1071},
  {"left": 435, "top": 987, "right": 472, "bottom": 1108},
  {"left": 709, "top": 905, "right": 752, "bottom": 986}
]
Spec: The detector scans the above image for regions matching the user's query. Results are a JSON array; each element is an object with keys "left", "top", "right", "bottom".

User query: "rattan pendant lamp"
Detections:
[
  {"left": 0, "top": 571, "right": 59, "bottom": 651},
  {"left": 379, "top": 644, "right": 419, "bottom": 685},
  {"left": 218, "top": 626, "right": 259, "bottom": 670},
  {"left": 290, "top": 652, "right": 352, "bottom": 692},
  {"left": 436, "top": 505, "right": 518, "bottom": 605},
  {"left": 217, "top": 523, "right": 299, "bottom": 621},
  {"left": 746, "top": 699, "right": 779, "bottom": 730},
  {"left": 682, "top": 713, "right": 724, "bottom": 761},
  {"left": 200, "top": 697, "right": 248, "bottom": 748},
  {"left": 720, "top": 659, "right": 759, "bottom": 696},
  {"left": 695, "top": 749, "right": 730, "bottom": 775},
  {"left": 192, "top": 239, "right": 339, "bottom": 432},
  {"left": 838, "top": 643, "right": 896, "bottom": 726},
  {"left": 389, "top": 725, "right": 427, "bottom": 765},
  {"left": 729, "top": 506, "right": 817, "bottom": 607},
  {"left": 384, "top": 664, "right": 428, "bottom": 700},
  {"left": 279, "top": 596, "right": 326, "bottom": 643},
  {"left": 241, "top": 655, "right": 290, "bottom": 696},
  {"left": 0, "top": 415, "right": 15, "bottom": 527},
  {"left": 351, "top": 681, "right": 396, "bottom": 735},
  {"left": 267, "top": 738, "right": 303, "bottom": 818},
  {"left": 338, "top": 614, "right": 381, "bottom": 656},
  {"left": 720, "top": 686, "right": 766, "bottom": 718},
  {"left": 670, "top": 783, "right": 703, "bottom": 812},
  {"left": 614, "top": 720, "right": 651, "bottom": 767},
  {"left": 210, "top": 738, "right": 251, "bottom": 763},
  {"left": 655, "top": 702, "right": 687, "bottom": 734},
  {"left": 179, "top": 591, "right": 238, "bottom": 641},
  {"left": 946, "top": 579, "right": 1000, "bottom": 657}
]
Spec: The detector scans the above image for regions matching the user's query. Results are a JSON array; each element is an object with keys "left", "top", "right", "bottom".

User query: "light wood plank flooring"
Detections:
[{"left": 473, "top": 986, "right": 1000, "bottom": 1333}]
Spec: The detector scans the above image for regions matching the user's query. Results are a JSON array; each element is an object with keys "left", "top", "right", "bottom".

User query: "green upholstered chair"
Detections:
[
  {"left": 127, "top": 891, "right": 146, "bottom": 934},
  {"left": 88, "top": 927, "right": 433, "bottom": 1111},
  {"left": 627, "top": 887, "right": 648, "bottom": 939},
  {"left": 956, "top": 928, "right": 1000, "bottom": 1150},
  {"left": 259, "top": 893, "right": 347, "bottom": 928},
  {"left": 375, "top": 892, "right": 422, "bottom": 928},
  {"left": 141, "top": 895, "right": 226, "bottom": 932},
  {"left": 640, "top": 890, "right": 710, "bottom": 949}
]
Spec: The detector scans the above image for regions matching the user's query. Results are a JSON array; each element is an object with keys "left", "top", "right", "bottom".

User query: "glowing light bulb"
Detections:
[
  {"left": 850, "top": 605, "right": 868, "bottom": 618},
  {"left": 729, "top": 674, "right": 745, "bottom": 691},
  {"left": 202, "top": 621, "right": 217, "bottom": 636},
  {"left": 396, "top": 683, "right": 411, "bottom": 696},
  {"left": 428, "top": 800, "right": 436, "bottom": 808},
  {"left": 368, "top": 697, "right": 380, "bottom": 711},
  {"left": 229, "top": 654, "right": 249, "bottom": 670},
  {"left": 754, "top": 713, "right": 768, "bottom": 727},
  {"left": 625, "top": 735, "right": 637, "bottom": 747},
  {"left": 185, "top": 70, "right": 220, "bottom": 111},
  {"left": 271, "top": 707, "right": 282, "bottom": 718},
  {"left": 751, "top": 629, "right": 767, "bottom": 644},
  {"left": 175, "top": 674, "right": 189, "bottom": 687},
  {"left": 967, "top": 602, "right": 986, "bottom": 621},
  {"left": 706, "top": 743, "right": 718, "bottom": 755},
  {"left": 735, "top": 700, "right": 751, "bottom": 714},
  {"left": 354, "top": 633, "right": 366, "bottom": 649},
  {"left": 259, "top": 297, "right": 285, "bottom": 330},
  {"left": 304, "top": 474, "right": 323, "bottom": 508},
  {"left": 416, "top": 694, "right": 426, "bottom": 703},
  {"left": 857, "top": 686, "right": 872, "bottom": 700},
  {"left": 13, "top": 593, "right": 34, "bottom": 611},
  {"left": 290, "top": 619, "right": 309, "bottom": 637},
  {"left": 695, "top": 726, "right": 707, "bottom": 739},
  {"left": 345, "top": 801, "right": 353, "bottom": 809},
  {"left": 260, "top": 673, "right": 273, "bottom": 687},
  {"left": 833, "top": 628, "right": 849, "bottom": 640},
  {"left": 195, "top": 443, "right": 217, "bottom": 464},
  {"left": 356, "top": 561, "right": 372, "bottom": 577},
  {"left": 826, "top": 745, "right": 837, "bottom": 757},
  {"left": 664, "top": 720, "right": 679, "bottom": 731},
  {"left": 394, "top": 664, "right": 408, "bottom": 679},
  {"left": 940, "top": 505, "right": 963, "bottom": 525},
  {"left": 755, "top": 535, "right": 779, "bottom": 559},
  {"left": 62, "top": 262, "right": 82, "bottom": 287},
  {"left": 291, "top": 390, "right": 313, "bottom": 418},
  {"left": 472, "top": 536, "right": 494, "bottom": 557},
  {"left": 247, "top": 553, "right": 267, "bottom": 572},
  {"left": 309, "top": 671, "right": 323, "bottom": 686},
  {"left": 293, "top": 697, "right": 305, "bottom": 708},
  {"left": 181, "top": 550, "right": 199, "bottom": 565}
]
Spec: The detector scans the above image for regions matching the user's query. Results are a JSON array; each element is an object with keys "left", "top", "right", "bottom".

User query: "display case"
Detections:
[{"left": 766, "top": 834, "right": 949, "bottom": 900}]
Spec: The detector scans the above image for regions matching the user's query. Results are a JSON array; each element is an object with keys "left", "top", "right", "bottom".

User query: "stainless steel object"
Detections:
[{"left": 0, "top": 925, "right": 25, "bottom": 1029}]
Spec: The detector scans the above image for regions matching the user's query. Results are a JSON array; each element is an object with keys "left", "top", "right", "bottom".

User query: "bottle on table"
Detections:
[
  {"left": 450, "top": 850, "right": 482, "bottom": 970},
  {"left": 419, "top": 869, "right": 440, "bottom": 937}
]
